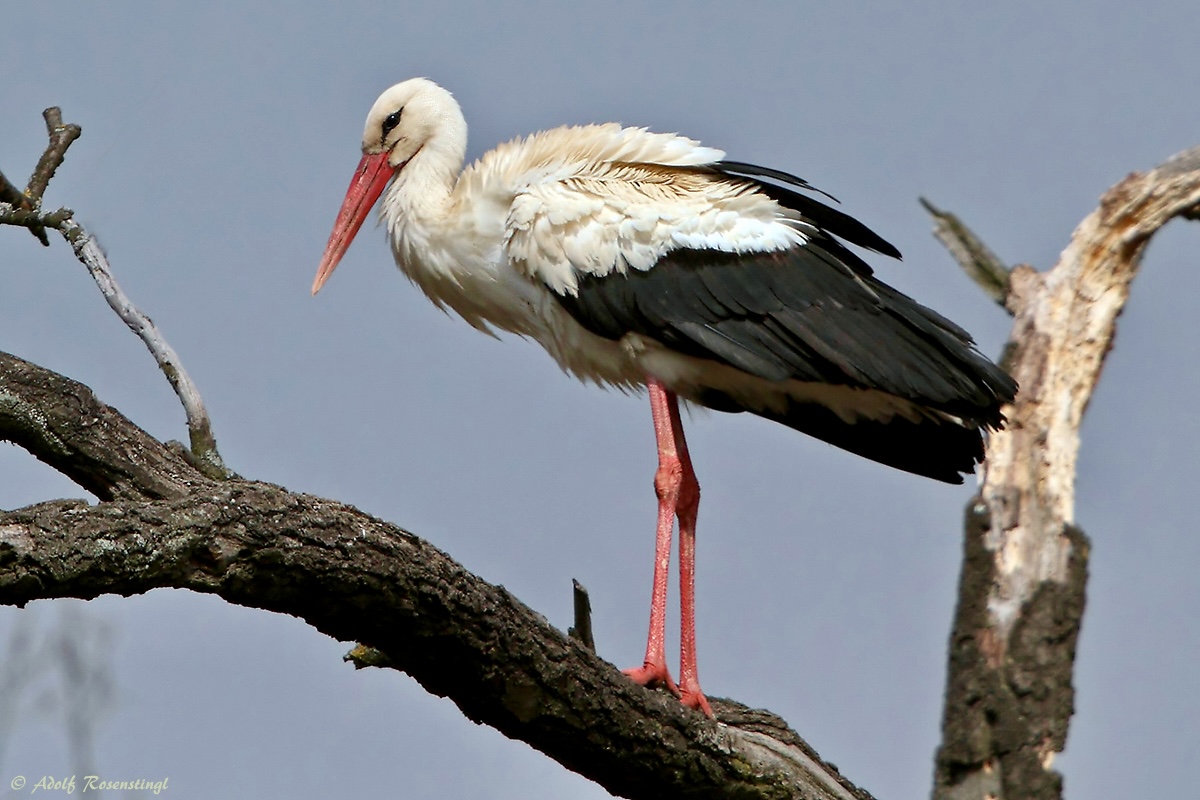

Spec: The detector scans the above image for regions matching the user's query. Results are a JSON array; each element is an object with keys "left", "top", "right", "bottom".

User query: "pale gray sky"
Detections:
[{"left": 2, "top": 2, "right": 1198, "bottom": 798}]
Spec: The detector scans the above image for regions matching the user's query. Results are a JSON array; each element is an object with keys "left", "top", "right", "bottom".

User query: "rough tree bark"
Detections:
[
  {"left": 0, "top": 351, "right": 871, "bottom": 800},
  {"left": 2, "top": 105, "right": 1197, "bottom": 799},
  {"left": 926, "top": 149, "right": 1200, "bottom": 800}
]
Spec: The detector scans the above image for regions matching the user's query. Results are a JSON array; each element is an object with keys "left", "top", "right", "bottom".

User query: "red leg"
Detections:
[
  {"left": 665, "top": 387, "right": 710, "bottom": 717},
  {"left": 622, "top": 378, "right": 711, "bottom": 717},
  {"left": 622, "top": 379, "right": 681, "bottom": 697}
]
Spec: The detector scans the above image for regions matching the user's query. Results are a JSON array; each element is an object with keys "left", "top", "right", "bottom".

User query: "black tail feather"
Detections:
[{"left": 693, "top": 388, "right": 986, "bottom": 484}]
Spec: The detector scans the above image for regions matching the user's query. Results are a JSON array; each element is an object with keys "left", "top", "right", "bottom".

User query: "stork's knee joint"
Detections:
[{"left": 654, "top": 459, "right": 683, "bottom": 500}]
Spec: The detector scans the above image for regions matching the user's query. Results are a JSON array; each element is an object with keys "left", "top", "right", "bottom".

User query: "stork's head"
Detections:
[
  {"left": 312, "top": 78, "right": 463, "bottom": 295},
  {"left": 362, "top": 78, "right": 460, "bottom": 167}
]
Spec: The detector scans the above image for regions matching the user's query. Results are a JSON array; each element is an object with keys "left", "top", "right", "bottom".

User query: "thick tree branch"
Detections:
[
  {"left": 0, "top": 352, "right": 207, "bottom": 501},
  {"left": 0, "top": 351, "right": 874, "bottom": 800},
  {"left": 930, "top": 146, "right": 1200, "bottom": 800}
]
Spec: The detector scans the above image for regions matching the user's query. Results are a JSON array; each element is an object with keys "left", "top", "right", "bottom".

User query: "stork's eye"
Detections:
[{"left": 381, "top": 109, "right": 403, "bottom": 139}]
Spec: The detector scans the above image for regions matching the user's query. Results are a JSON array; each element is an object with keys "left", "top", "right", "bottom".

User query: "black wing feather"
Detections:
[{"left": 554, "top": 246, "right": 1016, "bottom": 483}]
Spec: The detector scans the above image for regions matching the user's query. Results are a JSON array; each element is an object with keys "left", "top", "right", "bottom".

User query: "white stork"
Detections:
[{"left": 312, "top": 78, "right": 1017, "bottom": 718}]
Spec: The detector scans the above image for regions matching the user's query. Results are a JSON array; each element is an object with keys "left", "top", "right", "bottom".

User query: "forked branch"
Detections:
[
  {"left": 927, "top": 146, "right": 1200, "bottom": 800},
  {"left": 0, "top": 107, "right": 230, "bottom": 478}
]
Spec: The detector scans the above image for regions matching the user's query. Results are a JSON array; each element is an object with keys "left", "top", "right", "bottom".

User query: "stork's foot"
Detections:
[
  {"left": 622, "top": 662, "right": 680, "bottom": 698},
  {"left": 624, "top": 663, "right": 713, "bottom": 717},
  {"left": 679, "top": 678, "right": 713, "bottom": 718}
]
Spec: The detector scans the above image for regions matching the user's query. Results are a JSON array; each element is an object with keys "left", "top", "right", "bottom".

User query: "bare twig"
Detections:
[
  {"left": 64, "top": 221, "right": 230, "bottom": 478},
  {"left": 26, "top": 107, "right": 81, "bottom": 204},
  {"left": 5, "top": 106, "right": 80, "bottom": 247},
  {"left": 920, "top": 197, "right": 1012, "bottom": 308},
  {"left": 932, "top": 145, "right": 1200, "bottom": 800},
  {"left": 0, "top": 107, "right": 231, "bottom": 479}
]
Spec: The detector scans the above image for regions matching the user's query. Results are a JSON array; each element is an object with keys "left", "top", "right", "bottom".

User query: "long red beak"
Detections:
[{"left": 311, "top": 151, "right": 395, "bottom": 295}]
